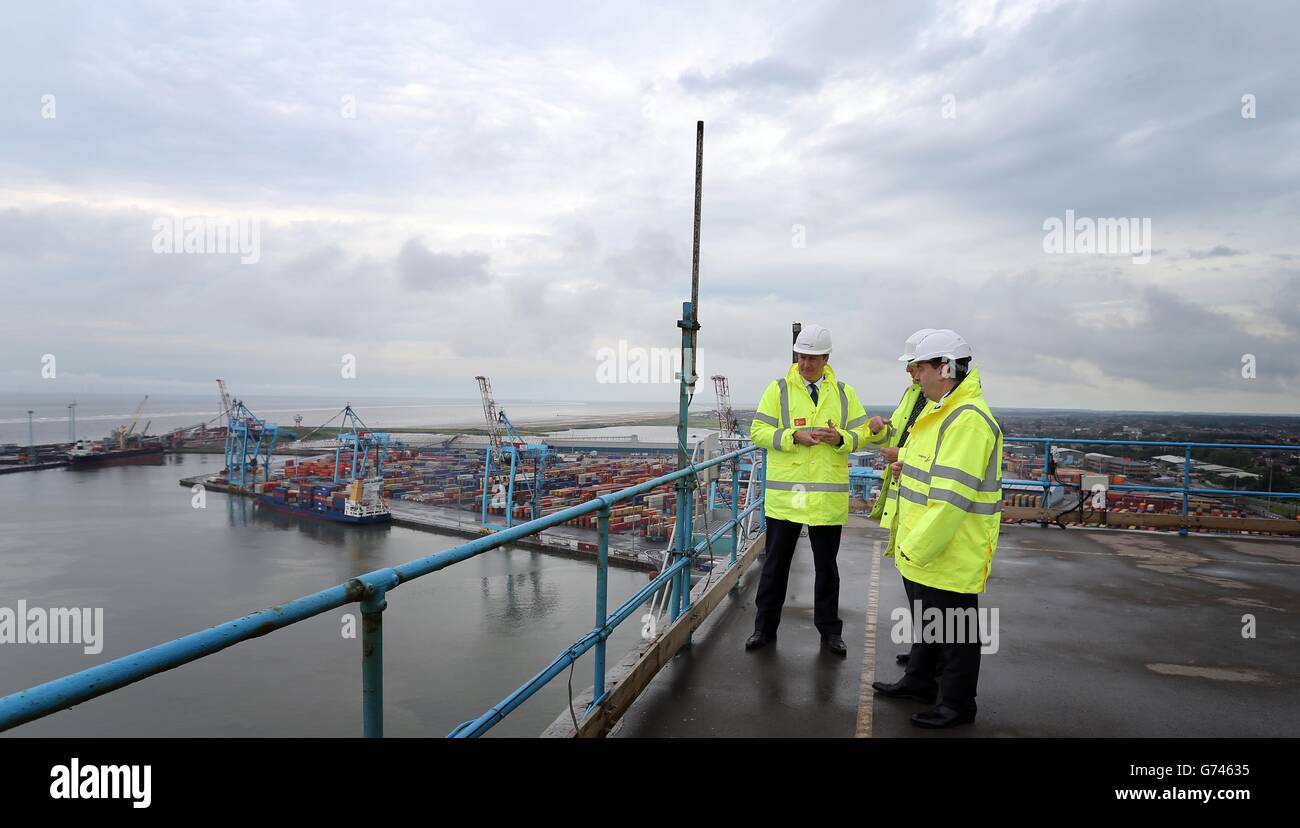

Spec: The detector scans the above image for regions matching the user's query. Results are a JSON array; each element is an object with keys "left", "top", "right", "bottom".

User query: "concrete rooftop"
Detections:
[{"left": 613, "top": 517, "right": 1300, "bottom": 737}]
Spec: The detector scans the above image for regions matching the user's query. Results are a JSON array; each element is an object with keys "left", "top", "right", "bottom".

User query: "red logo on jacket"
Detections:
[{"left": 794, "top": 418, "right": 807, "bottom": 426}]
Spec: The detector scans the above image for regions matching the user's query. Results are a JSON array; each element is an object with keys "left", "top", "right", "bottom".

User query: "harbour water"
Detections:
[
  {"left": 0, "top": 453, "right": 655, "bottom": 736},
  {"left": 0, "top": 392, "right": 677, "bottom": 447}
]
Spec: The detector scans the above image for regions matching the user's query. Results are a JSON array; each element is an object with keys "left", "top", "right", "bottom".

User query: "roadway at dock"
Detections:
[{"left": 612, "top": 517, "right": 1300, "bottom": 737}]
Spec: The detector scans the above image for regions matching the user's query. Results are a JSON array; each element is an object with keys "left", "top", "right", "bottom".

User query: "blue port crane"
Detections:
[
  {"left": 224, "top": 400, "right": 278, "bottom": 488},
  {"left": 475, "top": 376, "right": 555, "bottom": 530},
  {"left": 333, "top": 405, "right": 391, "bottom": 484}
]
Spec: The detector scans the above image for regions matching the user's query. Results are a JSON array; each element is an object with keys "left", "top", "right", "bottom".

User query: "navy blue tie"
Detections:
[{"left": 808, "top": 383, "right": 819, "bottom": 405}]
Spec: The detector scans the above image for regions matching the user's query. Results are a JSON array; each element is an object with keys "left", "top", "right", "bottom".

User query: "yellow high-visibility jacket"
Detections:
[
  {"left": 749, "top": 363, "right": 870, "bottom": 526},
  {"left": 867, "top": 381, "right": 925, "bottom": 528},
  {"left": 890, "top": 366, "right": 1003, "bottom": 593}
]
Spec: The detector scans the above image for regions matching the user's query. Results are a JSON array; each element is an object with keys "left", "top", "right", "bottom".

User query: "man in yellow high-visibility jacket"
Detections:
[
  {"left": 865, "top": 329, "right": 939, "bottom": 667},
  {"left": 870, "top": 329, "right": 1002, "bottom": 728},
  {"left": 747, "top": 324, "right": 871, "bottom": 656}
]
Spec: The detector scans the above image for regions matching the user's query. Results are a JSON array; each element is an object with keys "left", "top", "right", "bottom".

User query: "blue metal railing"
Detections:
[
  {"left": 0, "top": 443, "right": 763, "bottom": 737},
  {"left": 850, "top": 437, "right": 1300, "bottom": 535}
]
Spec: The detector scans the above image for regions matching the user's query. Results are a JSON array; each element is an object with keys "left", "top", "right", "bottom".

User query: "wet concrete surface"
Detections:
[{"left": 613, "top": 518, "right": 1300, "bottom": 737}]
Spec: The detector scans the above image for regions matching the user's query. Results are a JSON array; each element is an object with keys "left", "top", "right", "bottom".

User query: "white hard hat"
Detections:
[
  {"left": 793, "top": 323, "right": 832, "bottom": 356},
  {"left": 910, "top": 329, "right": 973, "bottom": 363},
  {"left": 897, "top": 328, "right": 940, "bottom": 362}
]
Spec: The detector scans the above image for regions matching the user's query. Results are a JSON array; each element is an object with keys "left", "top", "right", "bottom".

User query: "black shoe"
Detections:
[
  {"left": 745, "top": 631, "right": 776, "bottom": 651},
  {"left": 911, "top": 703, "right": 976, "bottom": 729},
  {"left": 896, "top": 653, "right": 910, "bottom": 665},
  {"left": 870, "top": 678, "right": 938, "bottom": 703},
  {"left": 821, "top": 635, "right": 847, "bottom": 656}
]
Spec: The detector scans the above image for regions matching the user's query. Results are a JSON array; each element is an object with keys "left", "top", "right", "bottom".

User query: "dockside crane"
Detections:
[
  {"left": 224, "top": 400, "right": 278, "bottom": 488},
  {"left": 109, "top": 395, "right": 150, "bottom": 449},
  {"left": 475, "top": 376, "right": 554, "bottom": 530},
  {"left": 711, "top": 375, "right": 742, "bottom": 450},
  {"left": 161, "top": 382, "right": 234, "bottom": 447},
  {"left": 328, "top": 405, "right": 391, "bottom": 519},
  {"left": 217, "top": 379, "right": 233, "bottom": 422},
  {"left": 332, "top": 405, "right": 390, "bottom": 483},
  {"left": 707, "top": 375, "right": 762, "bottom": 528}
]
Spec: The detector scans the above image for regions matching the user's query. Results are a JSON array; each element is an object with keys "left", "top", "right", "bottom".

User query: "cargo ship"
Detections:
[
  {"left": 251, "top": 475, "right": 391, "bottom": 525},
  {"left": 67, "top": 395, "right": 165, "bottom": 468},
  {"left": 66, "top": 438, "right": 165, "bottom": 468}
]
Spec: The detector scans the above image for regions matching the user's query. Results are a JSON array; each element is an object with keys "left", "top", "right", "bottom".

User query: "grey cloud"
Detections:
[
  {"left": 800, "top": 0, "right": 1300, "bottom": 231},
  {"left": 940, "top": 270, "right": 1300, "bottom": 396},
  {"left": 1189, "top": 245, "right": 1246, "bottom": 258},
  {"left": 775, "top": 0, "right": 942, "bottom": 66},
  {"left": 679, "top": 58, "right": 825, "bottom": 95},
  {"left": 397, "top": 238, "right": 491, "bottom": 291},
  {"left": 603, "top": 230, "right": 687, "bottom": 287}
]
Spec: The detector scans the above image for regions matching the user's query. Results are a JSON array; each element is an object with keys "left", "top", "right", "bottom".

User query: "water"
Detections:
[
  {"left": 546, "top": 425, "right": 720, "bottom": 443},
  {"left": 0, "top": 392, "right": 676, "bottom": 447},
  {"left": 0, "top": 454, "right": 655, "bottom": 737}
]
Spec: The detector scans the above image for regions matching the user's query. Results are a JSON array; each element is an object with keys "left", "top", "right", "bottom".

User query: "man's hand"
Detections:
[
  {"left": 793, "top": 429, "right": 820, "bottom": 447},
  {"left": 816, "top": 420, "right": 843, "bottom": 446},
  {"left": 868, "top": 416, "right": 887, "bottom": 434},
  {"left": 815, "top": 430, "right": 842, "bottom": 446},
  {"left": 889, "top": 460, "right": 903, "bottom": 475},
  {"left": 881, "top": 446, "right": 900, "bottom": 463}
]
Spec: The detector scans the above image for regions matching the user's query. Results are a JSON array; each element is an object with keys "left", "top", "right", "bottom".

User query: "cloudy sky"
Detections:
[{"left": 1, "top": 0, "right": 1297, "bottom": 414}]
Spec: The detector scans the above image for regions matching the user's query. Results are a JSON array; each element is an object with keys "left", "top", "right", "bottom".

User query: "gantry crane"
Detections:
[
  {"left": 475, "top": 376, "right": 554, "bottom": 529},
  {"left": 332, "top": 405, "right": 390, "bottom": 483},
  {"left": 224, "top": 400, "right": 278, "bottom": 488},
  {"left": 328, "top": 405, "right": 391, "bottom": 519}
]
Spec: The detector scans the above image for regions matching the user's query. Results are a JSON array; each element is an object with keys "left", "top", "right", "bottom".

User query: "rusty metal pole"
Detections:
[
  {"left": 361, "top": 588, "right": 387, "bottom": 737},
  {"left": 675, "top": 122, "right": 704, "bottom": 621}
]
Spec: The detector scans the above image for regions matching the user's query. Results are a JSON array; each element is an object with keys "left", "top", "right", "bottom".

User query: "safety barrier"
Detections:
[{"left": 850, "top": 437, "right": 1299, "bottom": 535}]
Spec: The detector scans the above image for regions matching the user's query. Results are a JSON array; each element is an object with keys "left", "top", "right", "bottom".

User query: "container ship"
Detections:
[{"left": 249, "top": 460, "right": 391, "bottom": 525}]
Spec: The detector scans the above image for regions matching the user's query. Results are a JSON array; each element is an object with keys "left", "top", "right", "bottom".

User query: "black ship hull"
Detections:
[{"left": 66, "top": 445, "right": 166, "bottom": 468}]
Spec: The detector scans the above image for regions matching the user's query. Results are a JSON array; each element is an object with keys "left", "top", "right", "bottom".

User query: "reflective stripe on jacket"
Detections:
[
  {"left": 890, "top": 366, "right": 1003, "bottom": 593},
  {"left": 867, "top": 382, "right": 924, "bottom": 532},
  {"left": 748, "top": 363, "right": 870, "bottom": 526}
]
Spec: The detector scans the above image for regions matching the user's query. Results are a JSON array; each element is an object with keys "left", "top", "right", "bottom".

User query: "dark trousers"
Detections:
[
  {"left": 902, "top": 575, "right": 945, "bottom": 676},
  {"left": 902, "top": 576, "right": 981, "bottom": 711},
  {"left": 754, "top": 516, "right": 842, "bottom": 637}
]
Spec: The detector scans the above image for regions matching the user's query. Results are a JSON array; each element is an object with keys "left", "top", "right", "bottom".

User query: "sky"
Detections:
[{"left": 1, "top": 0, "right": 1297, "bottom": 414}]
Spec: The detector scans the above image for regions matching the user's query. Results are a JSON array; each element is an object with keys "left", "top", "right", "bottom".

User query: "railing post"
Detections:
[
  {"left": 670, "top": 476, "right": 686, "bottom": 622},
  {"left": 592, "top": 506, "right": 610, "bottom": 708},
  {"left": 1181, "top": 444, "right": 1191, "bottom": 537},
  {"left": 1039, "top": 440, "right": 1051, "bottom": 527},
  {"left": 361, "top": 588, "right": 388, "bottom": 738},
  {"left": 729, "top": 455, "right": 740, "bottom": 565},
  {"left": 681, "top": 475, "right": 695, "bottom": 621}
]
